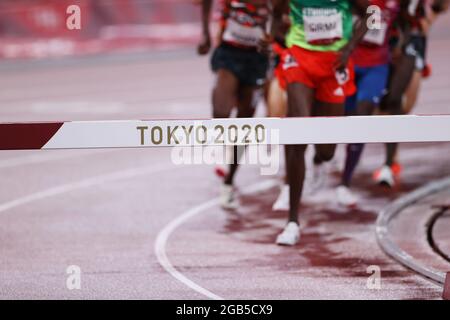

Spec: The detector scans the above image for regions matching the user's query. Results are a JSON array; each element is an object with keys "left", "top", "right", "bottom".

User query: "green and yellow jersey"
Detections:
[{"left": 286, "top": 0, "right": 354, "bottom": 52}]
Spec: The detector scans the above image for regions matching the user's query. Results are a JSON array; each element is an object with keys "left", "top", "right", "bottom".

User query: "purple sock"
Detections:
[{"left": 342, "top": 143, "right": 365, "bottom": 187}]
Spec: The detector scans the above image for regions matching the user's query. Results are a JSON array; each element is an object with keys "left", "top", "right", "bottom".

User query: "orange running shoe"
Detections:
[
  {"left": 373, "top": 163, "right": 402, "bottom": 187},
  {"left": 422, "top": 64, "right": 432, "bottom": 79},
  {"left": 215, "top": 165, "right": 228, "bottom": 178},
  {"left": 390, "top": 162, "right": 402, "bottom": 178},
  {"left": 373, "top": 165, "right": 395, "bottom": 187}
]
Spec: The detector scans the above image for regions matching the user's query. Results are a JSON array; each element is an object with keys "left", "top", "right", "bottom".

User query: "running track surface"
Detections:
[{"left": 0, "top": 16, "right": 450, "bottom": 299}]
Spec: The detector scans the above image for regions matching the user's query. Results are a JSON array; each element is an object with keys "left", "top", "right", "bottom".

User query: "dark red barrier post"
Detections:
[{"left": 443, "top": 272, "right": 450, "bottom": 300}]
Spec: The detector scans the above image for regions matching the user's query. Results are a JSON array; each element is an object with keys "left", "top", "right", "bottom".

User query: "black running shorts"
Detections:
[
  {"left": 211, "top": 43, "right": 269, "bottom": 87},
  {"left": 404, "top": 34, "right": 427, "bottom": 71}
]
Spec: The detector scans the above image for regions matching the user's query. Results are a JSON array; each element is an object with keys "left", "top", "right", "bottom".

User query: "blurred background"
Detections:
[{"left": 0, "top": 0, "right": 204, "bottom": 60}]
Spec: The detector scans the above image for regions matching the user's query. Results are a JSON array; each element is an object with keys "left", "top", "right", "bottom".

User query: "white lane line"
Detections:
[
  {"left": 155, "top": 199, "right": 223, "bottom": 300},
  {"left": 31, "top": 101, "right": 126, "bottom": 114},
  {"left": 154, "top": 144, "right": 450, "bottom": 299},
  {"left": 0, "top": 150, "right": 114, "bottom": 170},
  {"left": 0, "top": 163, "right": 178, "bottom": 213},
  {"left": 154, "top": 179, "right": 278, "bottom": 300},
  {"left": 0, "top": 152, "right": 77, "bottom": 169}
]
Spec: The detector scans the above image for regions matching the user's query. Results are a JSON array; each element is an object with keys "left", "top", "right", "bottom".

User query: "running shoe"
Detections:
[
  {"left": 373, "top": 162, "right": 402, "bottom": 179},
  {"left": 215, "top": 146, "right": 233, "bottom": 178},
  {"left": 374, "top": 165, "right": 395, "bottom": 187},
  {"left": 272, "top": 184, "right": 290, "bottom": 211},
  {"left": 220, "top": 184, "right": 238, "bottom": 210},
  {"left": 214, "top": 165, "right": 228, "bottom": 178},
  {"left": 336, "top": 185, "right": 358, "bottom": 207},
  {"left": 276, "top": 222, "right": 300, "bottom": 246},
  {"left": 328, "top": 146, "right": 343, "bottom": 173},
  {"left": 390, "top": 162, "right": 402, "bottom": 178},
  {"left": 304, "top": 163, "right": 327, "bottom": 195},
  {"left": 422, "top": 63, "right": 432, "bottom": 79},
  {"left": 329, "top": 155, "right": 342, "bottom": 174}
]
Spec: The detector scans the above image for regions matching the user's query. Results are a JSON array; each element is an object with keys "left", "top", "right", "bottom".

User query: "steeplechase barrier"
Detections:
[{"left": 1, "top": 115, "right": 450, "bottom": 150}]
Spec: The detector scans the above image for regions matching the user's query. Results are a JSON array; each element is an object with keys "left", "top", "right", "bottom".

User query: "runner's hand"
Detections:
[
  {"left": 197, "top": 34, "right": 211, "bottom": 55},
  {"left": 334, "top": 45, "right": 352, "bottom": 72},
  {"left": 258, "top": 34, "right": 273, "bottom": 56}
]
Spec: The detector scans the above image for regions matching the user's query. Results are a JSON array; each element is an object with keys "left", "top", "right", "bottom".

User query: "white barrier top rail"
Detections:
[{"left": 1, "top": 115, "right": 450, "bottom": 150}]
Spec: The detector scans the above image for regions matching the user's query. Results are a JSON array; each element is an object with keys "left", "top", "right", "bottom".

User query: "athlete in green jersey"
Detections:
[
  {"left": 287, "top": 0, "right": 355, "bottom": 52},
  {"left": 267, "top": 0, "right": 371, "bottom": 246}
]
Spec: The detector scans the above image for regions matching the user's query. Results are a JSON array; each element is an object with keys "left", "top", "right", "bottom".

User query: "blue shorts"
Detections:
[{"left": 345, "top": 64, "right": 389, "bottom": 113}]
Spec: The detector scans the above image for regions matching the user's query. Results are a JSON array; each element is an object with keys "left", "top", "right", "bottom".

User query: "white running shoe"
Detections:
[
  {"left": 374, "top": 165, "right": 395, "bottom": 188},
  {"left": 220, "top": 184, "right": 238, "bottom": 210},
  {"left": 336, "top": 185, "right": 358, "bottom": 207},
  {"left": 304, "top": 163, "right": 327, "bottom": 195},
  {"left": 276, "top": 222, "right": 301, "bottom": 246},
  {"left": 329, "top": 156, "right": 342, "bottom": 173},
  {"left": 272, "top": 184, "right": 290, "bottom": 211}
]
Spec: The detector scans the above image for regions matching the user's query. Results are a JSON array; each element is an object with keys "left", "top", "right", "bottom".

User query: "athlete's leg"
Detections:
[
  {"left": 267, "top": 78, "right": 288, "bottom": 118},
  {"left": 385, "top": 70, "right": 423, "bottom": 166},
  {"left": 403, "top": 70, "right": 422, "bottom": 114},
  {"left": 285, "top": 83, "right": 314, "bottom": 224},
  {"left": 330, "top": 86, "right": 378, "bottom": 206},
  {"left": 224, "top": 85, "right": 258, "bottom": 186},
  {"left": 341, "top": 101, "right": 375, "bottom": 187},
  {"left": 342, "top": 99, "right": 378, "bottom": 185},
  {"left": 267, "top": 77, "right": 290, "bottom": 210},
  {"left": 383, "top": 55, "right": 416, "bottom": 167},
  {"left": 212, "top": 69, "right": 241, "bottom": 209},
  {"left": 312, "top": 100, "right": 345, "bottom": 165},
  {"left": 212, "top": 69, "right": 239, "bottom": 119}
]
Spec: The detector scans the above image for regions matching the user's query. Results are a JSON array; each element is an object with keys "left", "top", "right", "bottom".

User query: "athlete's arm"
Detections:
[
  {"left": 198, "top": 0, "right": 213, "bottom": 55},
  {"left": 258, "top": 0, "right": 288, "bottom": 54},
  {"left": 391, "top": 21, "right": 406, "bottom": 64},
  {"left": 258, "top": 0, "right": 289, "bottom": 54},
  {"left": 335, "top": 0, "right": 371, "bottom": 71},
  {"left": 431, "top": 0, "right": 450, "bottom": 13},
  {"left": 422, "top": 0, "right": 450, "bottom": 31},
  {"left": 396, "top": 0, "right": 413, "bottom": 44},
  {"left": 271, "top": 0, "right": 289, "bottom": 41}
]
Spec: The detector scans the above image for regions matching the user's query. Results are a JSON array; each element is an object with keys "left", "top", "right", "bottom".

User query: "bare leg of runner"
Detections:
[
  {"left": 212, "top": 69, "right": 239, "bottom": 119},
  {"left": 279, "top": 82, "right": 344, "bottom": 247},
  {"left": 212, "top": 69, "right": 242, "bottom": 209},
  {"left": 284, "top": 83, "right": 314, "bottom": 224},
  {"left": 224, "top": 85, "right": 258, "bottom": 186},
  {"left": 341, "top": 100, "right": 376, "bottom": 188},
  {"left": 403, "top": 71, "right": 423, "bottom": 114},
  {"left": 385, "top": 55, "right": 415, "bottom": 165},
  {"left": 267, "top": 78, "right": 287, "bottom": 118}
]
